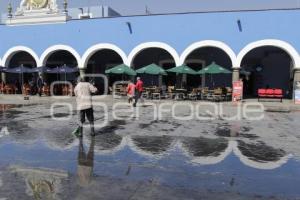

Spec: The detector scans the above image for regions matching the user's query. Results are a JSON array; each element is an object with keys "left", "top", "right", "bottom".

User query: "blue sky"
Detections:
[{"left": 1, "top": 0, "right": 300, "bottom": 15}]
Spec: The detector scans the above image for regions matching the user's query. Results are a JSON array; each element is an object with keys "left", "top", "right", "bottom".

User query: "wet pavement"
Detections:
[{"left": 1, "top": 101, "right": 300, "bottom": 199}]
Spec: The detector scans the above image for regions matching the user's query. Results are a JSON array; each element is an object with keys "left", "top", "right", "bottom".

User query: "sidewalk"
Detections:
[
  {"left": 1, "top": 94, "right": 300, "bottom": 112},
  {"left": 241, "top": 98, "right": 300, "bottom": 112}
]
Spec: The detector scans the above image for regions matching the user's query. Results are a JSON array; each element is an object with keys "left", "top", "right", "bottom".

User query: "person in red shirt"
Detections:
[
  {"left": 133, "top": 77, "right": 143, "bottom": 107},
  {"left": 127, "top": 80, "right": 135, "bottom": 104}
]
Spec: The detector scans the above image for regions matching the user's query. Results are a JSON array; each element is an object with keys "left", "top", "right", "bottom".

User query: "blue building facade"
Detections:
[{"left": 1, "top": 8, "right": 300, "bottom": 97}]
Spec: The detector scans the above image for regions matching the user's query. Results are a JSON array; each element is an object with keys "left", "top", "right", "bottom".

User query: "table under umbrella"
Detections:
[
  {"left": 166, "top": 65, "right": 197, "bottom": 88},
  {"left": 4, "top": 65, "right": 38, "bottom": 84},
  {"left": 38, "top": 65, "right": 79, "bottom": 82}
]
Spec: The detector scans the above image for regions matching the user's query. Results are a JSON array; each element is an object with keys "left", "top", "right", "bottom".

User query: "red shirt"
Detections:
[
  {"left": 135, "top": 80, "right": 143, "bottom": 92},
  {"left": 127, "top": 83, "right": 135, "bottom": 95}
]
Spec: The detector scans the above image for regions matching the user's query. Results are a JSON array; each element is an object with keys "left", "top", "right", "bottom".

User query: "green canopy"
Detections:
[
  {"left": 197, "top": 62, "right": 232, "bottom": 74},
  {"left": 105, "top": 64, "right": 137, "bottom": 76},
  {"left": 166, "top": 65, "right": 197, "bottom": 75},
  {"left": 136, "top": 63, "right": 167, "bottom": 75}
]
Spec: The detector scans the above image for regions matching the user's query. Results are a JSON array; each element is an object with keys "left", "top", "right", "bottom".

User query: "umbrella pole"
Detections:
[
  {"left": 181, "top": 74, "right": 183, "bottom": 88},
  {"left": 152, "top": 75, "right": 154, "bottom": 86}
]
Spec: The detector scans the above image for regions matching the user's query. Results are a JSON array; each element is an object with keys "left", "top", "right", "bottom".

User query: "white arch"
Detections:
[
  {"left": 81, "top": 43, "right": 128, "bottom": 69},
  {"left": 236, "top": 39, "right": 300, "bottom": 69},
  {"left": 1, "top": 46, "right": 40, "bottom": 67},
  {"left": 127, "top": 42, "right": 180, "bottom": 67},
  {"left": 180, "top": 40, "right": 237, "bottom": 67},
  {"left": 40, "top": 45, "right": 81, "bottom": 67}
]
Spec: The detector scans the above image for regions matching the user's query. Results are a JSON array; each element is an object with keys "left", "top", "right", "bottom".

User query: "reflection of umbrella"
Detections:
[
  {"left": 136, "top": 63, "right": 167, "bottom": 75},
  {"left": 166, "top": 65, "right": 197, "bottom": 75},
  {"left": 197, "top": 62, "right": 231, "bottom": 88},
  {"left": 105, "top": 64, "right": 136, "bottom": 76}
]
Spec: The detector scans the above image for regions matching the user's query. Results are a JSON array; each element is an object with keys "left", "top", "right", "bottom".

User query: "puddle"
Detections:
[
  {"left": 0, "top": 104, "right": 16, "bottom": 112},
  {"left": 96, "top": 120, "right": 126, "bottom": 134},
  {"left": 0, "top": 104, "right": 300, "bottom": 199},
  {"left": 0, "top": 133, "right": 299, "bottom": 199}
]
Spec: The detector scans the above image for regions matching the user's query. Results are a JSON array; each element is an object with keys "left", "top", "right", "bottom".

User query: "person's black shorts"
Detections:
[{"left": 80, "top": 107, "right": 94, "bottom": 124}]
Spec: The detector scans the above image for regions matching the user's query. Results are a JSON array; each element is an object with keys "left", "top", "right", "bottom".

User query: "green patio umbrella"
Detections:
[
  {"left": 166, "top": 65, "right": 197, "bottom": 88},
  {"left": 166, "top": 65, "right": 197, "bottom": 75},
  {"left": 136, "top": 63, "right": 167, "bottom": 75},
  {"left": 197, "top": 62, "right": 232, "bottom": 74},
  {"left": 197, "top": 62, "right": 232, "bottom": 88},
  {"left": 135, "top": 63, "right": 167, "bottom": 86},
  {"left": 105, "top": 64, "right": 137, "bottom": 76}
]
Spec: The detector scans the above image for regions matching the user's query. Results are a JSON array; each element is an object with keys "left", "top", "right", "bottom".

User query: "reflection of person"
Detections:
[
  {"left": 77, "top": 137, "right": 95, "bottom": 187},
  {"left": 127, "top": 80, "right": 135, "bottom": 104},
  {"left": 74, "top": 77, "right": 98, "bottom": 137},
  {"left": 133, "top": 77, "right": 143, "bottom": 107},
  {"left": 37, "top": 75, "right": 44, "bottom": 97}
]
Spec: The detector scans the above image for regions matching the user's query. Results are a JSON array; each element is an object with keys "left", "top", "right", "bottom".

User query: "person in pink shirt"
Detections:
[
  {"left": 134, "top": 77, "right": 143, "bottom": 107},
  {"left": 127, "top": 80, "right": 135, "bottom": 104}
]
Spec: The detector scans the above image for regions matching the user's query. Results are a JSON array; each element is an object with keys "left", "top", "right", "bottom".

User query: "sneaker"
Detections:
[
  {"left": 72, "top": 126, "right": 82, "bottom": 138},
  {"left": 90, "top": 127, "right": 95, "bottom": 137}
]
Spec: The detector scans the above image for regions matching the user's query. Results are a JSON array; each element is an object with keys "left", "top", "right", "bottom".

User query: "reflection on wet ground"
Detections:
[
  {"left": 1, "top": 104, "right": 300, "bottom": 199},
  {"left": 237, "top": 141, "right": 286, "bottom": 162},
  {"left": 131, "top": 136, "right": 174, "bottom": 155},
  {"left": 181, "top": 137, "right": 228, "bottom": 157},
  {"left": 0, "top": 133, "right": 298, "bottom": 199}
]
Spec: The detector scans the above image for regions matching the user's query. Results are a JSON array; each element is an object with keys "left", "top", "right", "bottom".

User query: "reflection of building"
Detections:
[
  {"left": 128, "top": 135, "right": 176, "bottom": 157},
  {"left": 180, "top": 137, "right": 231, "bottom": 165},
  {"left": 10, "top": 166, "right": 68, "bottom": 200},
  {"left": 1, "top": 1, "right": 300, "bottom": 96}
]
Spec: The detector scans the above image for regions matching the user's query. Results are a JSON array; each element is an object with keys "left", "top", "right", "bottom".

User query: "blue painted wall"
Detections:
[{"left": 0, "top": 9, "right": 299, "bottom": 58}]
